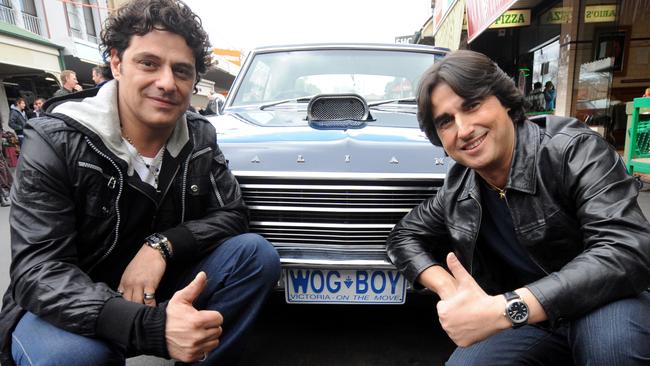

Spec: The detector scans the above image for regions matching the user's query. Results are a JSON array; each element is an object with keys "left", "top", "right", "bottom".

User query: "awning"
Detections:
[
  {"left": 465, "top": 0, "right": 518, "bottom": 43},
  {"left": 0, "top": 23, "right": 63, "bottom": 77}
]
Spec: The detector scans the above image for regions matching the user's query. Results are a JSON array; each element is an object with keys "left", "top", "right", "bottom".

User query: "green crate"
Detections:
[
  {"left": 626, "top": 97, "right": 650, "bottom": 174},
  {"left": 635, "top": 121, "right": 650, "bottom": 158}
]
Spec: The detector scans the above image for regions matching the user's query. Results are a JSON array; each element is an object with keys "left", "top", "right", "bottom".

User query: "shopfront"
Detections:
[
  {"left": 430, "top": 0, "right": 650, "bottom": 149},
  {"left": 0, "top": 22, "right": 63, "bottom": 125}
]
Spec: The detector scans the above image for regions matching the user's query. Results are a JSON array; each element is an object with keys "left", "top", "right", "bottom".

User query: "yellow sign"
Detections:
[
  {"left": 542, "top": 7, "right": 573, "bottom": 24},
  {"left": 462, "top": 9, "right": 530, "bottom": 30},
  {"left": 585, "top": 5, "right": 617, "bottom": 23},
  {"left": 490, "top": 9, "right": 531, "bottom": 28}
]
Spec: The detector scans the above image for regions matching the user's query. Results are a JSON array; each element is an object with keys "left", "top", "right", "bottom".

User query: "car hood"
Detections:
[{"left": 210, "top": 110, "right": 450, "bottom": 175}]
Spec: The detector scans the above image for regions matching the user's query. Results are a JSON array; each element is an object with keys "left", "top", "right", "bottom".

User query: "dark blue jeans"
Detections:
[
  {"left": 447, "top": 291, "right": 650, "bottom": 365},
  {"left": 12, "top": 233, "right": 280, "bottom": 366}
]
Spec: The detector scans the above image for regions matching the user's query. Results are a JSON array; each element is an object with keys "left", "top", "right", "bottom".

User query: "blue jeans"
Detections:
[
  {"left": 447, "top": 291, "right": 650, "bottom": 366},
  {"left": 12, "top": 233, "right": 280, "bottom": 366}
]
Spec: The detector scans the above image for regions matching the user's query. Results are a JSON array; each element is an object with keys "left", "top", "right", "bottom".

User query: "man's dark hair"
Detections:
[
  {"left": 416, "top": 50, "right": 526, "bottom": 146},
  {"left": 533, "top": 81, "right": 542, "bottom": 89},
  {"left": 93, "top": 65, "right": 113, "bottom": 81},
  {"left": 15, "top": 97, "right": 25, "bottom": 105},
  {"left": 100, "top": 0, "right": 211, "bottom": 77}
]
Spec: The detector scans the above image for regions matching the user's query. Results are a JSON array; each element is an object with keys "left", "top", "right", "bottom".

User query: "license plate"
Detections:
[{"left": 284, "top": 268, "right": 406, "bottom": 304}]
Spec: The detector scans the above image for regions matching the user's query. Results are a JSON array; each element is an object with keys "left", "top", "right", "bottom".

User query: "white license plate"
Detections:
[{"left": 284, "top": 268, "right": 406, "bottom": 304}]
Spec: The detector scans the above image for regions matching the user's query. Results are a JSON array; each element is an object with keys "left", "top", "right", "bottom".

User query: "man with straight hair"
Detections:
[
  {"left": 8, "top": 97, "right": 27, "bottom": 144},
  {"left": 92, "top": 65, "right": 113, "bottom": 88},
  {"left": 387, "top": 50, "right": 650, "bottom": 365},
  {"left": 0, "top": 0, "right": 280, "bottom": 365},
  {"left": 53, "top": 69, "right": 83, "bottom": 97}
]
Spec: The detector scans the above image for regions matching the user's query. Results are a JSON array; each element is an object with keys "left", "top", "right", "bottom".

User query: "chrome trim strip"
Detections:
[
  {"left": 240, "top": 183, "right": 437, "bottom": 191},
  {"left": 271, "top": 243, "right": 387, "bottom": 250},
  {"left": 234, "top": 171, "right": 445, "bottom": 180},
  {"left": 248, "top": 205, "right": 411, "bottom": 213},
  {"left": 280, "top": 258, "right": 395, "bottom": 268},
  {"left": 252, "top": 221, "right": 394, "bottom": 229}
]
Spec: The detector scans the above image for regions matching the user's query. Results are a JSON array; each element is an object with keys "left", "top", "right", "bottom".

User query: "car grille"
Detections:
[{"left": 238, "top": 177, "right": 441, "bottom": 250}]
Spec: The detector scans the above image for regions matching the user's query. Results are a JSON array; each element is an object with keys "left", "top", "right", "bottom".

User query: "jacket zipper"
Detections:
[
  {"left": 180, "top": 152, "right": 192, "bottom": 223},
  {"left": 209, "top": 173, "right": 225, "bottom": 207},
  {"left": 84, "top": 137, "right": 124, "bottom": 273},
  {"left": 469, "top": 194, "right": 481, "bottom": 275}
]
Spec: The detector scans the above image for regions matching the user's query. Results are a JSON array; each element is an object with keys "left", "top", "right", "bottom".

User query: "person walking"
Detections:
[
  {"left": 8, "top": 98, "right": 27, "bottom": 145},
  {"left": 543, "top": 81, "right": 556, "bottom": 111}
]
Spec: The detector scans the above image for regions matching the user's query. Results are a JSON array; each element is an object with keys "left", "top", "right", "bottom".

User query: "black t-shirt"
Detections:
[{"left": 476, "top": 179, "right": 545, "bottom": 292}]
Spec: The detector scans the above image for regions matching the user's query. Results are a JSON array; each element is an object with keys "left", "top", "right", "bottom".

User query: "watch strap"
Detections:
[
  {"left": 503, "top": 291, "right": 528, "bottom": 329},
  {"left": 145, "top": 233, "right": 172, "bottom": 261}
]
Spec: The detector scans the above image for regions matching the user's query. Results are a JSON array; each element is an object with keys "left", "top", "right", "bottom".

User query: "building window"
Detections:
[
  {"left": 82, "top": 0, "right": 98, "bottom": 43},
  {"left": 0, "top": 0, "right": 16, "bottom": 26},
  {"left": 20, "top": 0, "right": 43, "bottom": 35},
  {"left": 20, "top": 0, "right": 36, "bottom": 15},
  {"left": 66, "top": 3, "right": 83, "bottom": 39}
]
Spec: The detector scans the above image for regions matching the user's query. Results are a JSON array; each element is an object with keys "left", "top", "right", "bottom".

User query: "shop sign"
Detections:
[
  {"left": 462, "top": 9, "right": 530, "bottom": 30},
  {"left": 584, "top": 5, "right": 617, "bottom": 23},
  {"left": 466, "top": 0, "right": 518, "bottom": 43},
  {"left": 542, "top": 7, "right": 573, "bottom": 24},
  {"left": 489, "top": 9, "right": 530, "bottom": 29},
  {"left": 395, "top": 34, "right": 415, "bottom": 44}
]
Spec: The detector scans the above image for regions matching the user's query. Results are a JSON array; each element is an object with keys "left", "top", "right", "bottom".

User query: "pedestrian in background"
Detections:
[
  {"left": 8, "top": 97, "right": 27, "bottom": 145},
  {"left": 0, "top": 0, "right": 280, "bottom": 365},
  {"left": 92, "top": 65, "right": 113, "bottom": 88},
  {"left": 28, "top": 97, "right": 45, "bottom": 119},
  {"left": 53, "top": 69, "right": 82, "bottom": 97},
  {"left": 388, "top": 50, "right": 650, "bottom": 365},
  {"left": 525, "top": 81, "right": 545, "bottom": 112},
  {"left": 544, "top": 80, "right": 556, "bottom": 111}
]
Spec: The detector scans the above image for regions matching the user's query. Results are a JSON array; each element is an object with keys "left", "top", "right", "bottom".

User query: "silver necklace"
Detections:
[{"left": 122, "top": 134, "right": 165, "bottom": 192}]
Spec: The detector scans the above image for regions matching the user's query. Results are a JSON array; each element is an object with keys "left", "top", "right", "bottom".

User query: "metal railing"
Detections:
[
  {"left": 21, "top": 12, "right": 43, "bottom": 36},
  {"left": 0, "top": 4, "right": 16, "bottom": 26}
]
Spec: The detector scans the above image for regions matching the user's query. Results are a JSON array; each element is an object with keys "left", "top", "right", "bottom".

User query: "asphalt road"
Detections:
[{"left": 1, "top": 183, "right": 649, "bottom": 365}]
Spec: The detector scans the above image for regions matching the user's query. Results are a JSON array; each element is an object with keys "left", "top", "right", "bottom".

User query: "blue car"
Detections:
[{"left": 208, "top": 43, "right": 449, "bottom": 305}]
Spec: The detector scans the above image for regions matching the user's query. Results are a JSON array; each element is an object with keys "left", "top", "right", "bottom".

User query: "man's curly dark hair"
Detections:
[{"left": 100, "top": 0, "right": 211, "bottom": 77}]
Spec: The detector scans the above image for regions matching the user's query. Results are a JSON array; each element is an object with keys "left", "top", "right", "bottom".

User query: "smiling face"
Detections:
[
  {"left": 431, "top": 82, "right": 515, "bottom": 181},
  {"left": 110, "top": 29, "right": 196, "bottom": 134}
]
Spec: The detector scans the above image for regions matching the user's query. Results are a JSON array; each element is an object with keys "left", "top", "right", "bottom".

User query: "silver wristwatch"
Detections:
[{"left": 145, "top": 233, "right": 173, "bottom": 261}]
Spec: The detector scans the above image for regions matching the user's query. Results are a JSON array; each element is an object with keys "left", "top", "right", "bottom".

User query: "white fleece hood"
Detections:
[{"left": 52, "top": 80, "right": 189, "bottom": 175}]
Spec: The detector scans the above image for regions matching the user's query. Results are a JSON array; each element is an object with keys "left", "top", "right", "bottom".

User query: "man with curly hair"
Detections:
[{"left": 0, "top": 0, "right": 280, "bottom": 365}]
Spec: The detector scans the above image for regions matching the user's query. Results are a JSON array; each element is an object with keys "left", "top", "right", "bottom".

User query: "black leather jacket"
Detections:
[
  {"left": 0, "top": 98, "right": 248, "bottom": 363},
  {"left": 387, "top": 116, "right": 650, "bottom": 324}
]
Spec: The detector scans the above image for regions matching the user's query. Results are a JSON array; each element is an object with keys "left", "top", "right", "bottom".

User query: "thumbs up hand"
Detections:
[
  {"left": 435, "top": 253, "right": 510, "bottom": 347},
  {"left": 165, "top": 272, "right": 223, "bottom": 362}
]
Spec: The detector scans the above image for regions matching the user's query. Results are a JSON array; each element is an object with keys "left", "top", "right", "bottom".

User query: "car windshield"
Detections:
[{"left": 231, "top": 49, "right": 440, "bottom": 107}]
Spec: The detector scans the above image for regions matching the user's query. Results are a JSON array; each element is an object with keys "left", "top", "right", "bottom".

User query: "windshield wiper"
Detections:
[
  {"left": 368, "top": 97, "right": 416, "bottom": 107},
  {"left": 259, "top": 95, "right": 316, "bottom": 110}
]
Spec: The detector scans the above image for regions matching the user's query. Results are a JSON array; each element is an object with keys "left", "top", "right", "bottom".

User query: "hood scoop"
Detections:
[{"left": 308, "top": 94, "right": 368, "bottom": 130}]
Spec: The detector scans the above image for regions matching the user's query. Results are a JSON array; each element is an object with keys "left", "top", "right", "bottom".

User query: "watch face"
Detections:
[{"left": 507, "top": 301, "right": 529, "bottom": 323}]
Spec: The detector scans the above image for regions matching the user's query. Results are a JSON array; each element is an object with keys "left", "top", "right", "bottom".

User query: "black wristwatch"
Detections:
[
  {"left": 145, "top": 233, "right": 173, "bottom": 261},
  {"left": 503, "top": 291, "right": 529, "bottom": 328}
]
